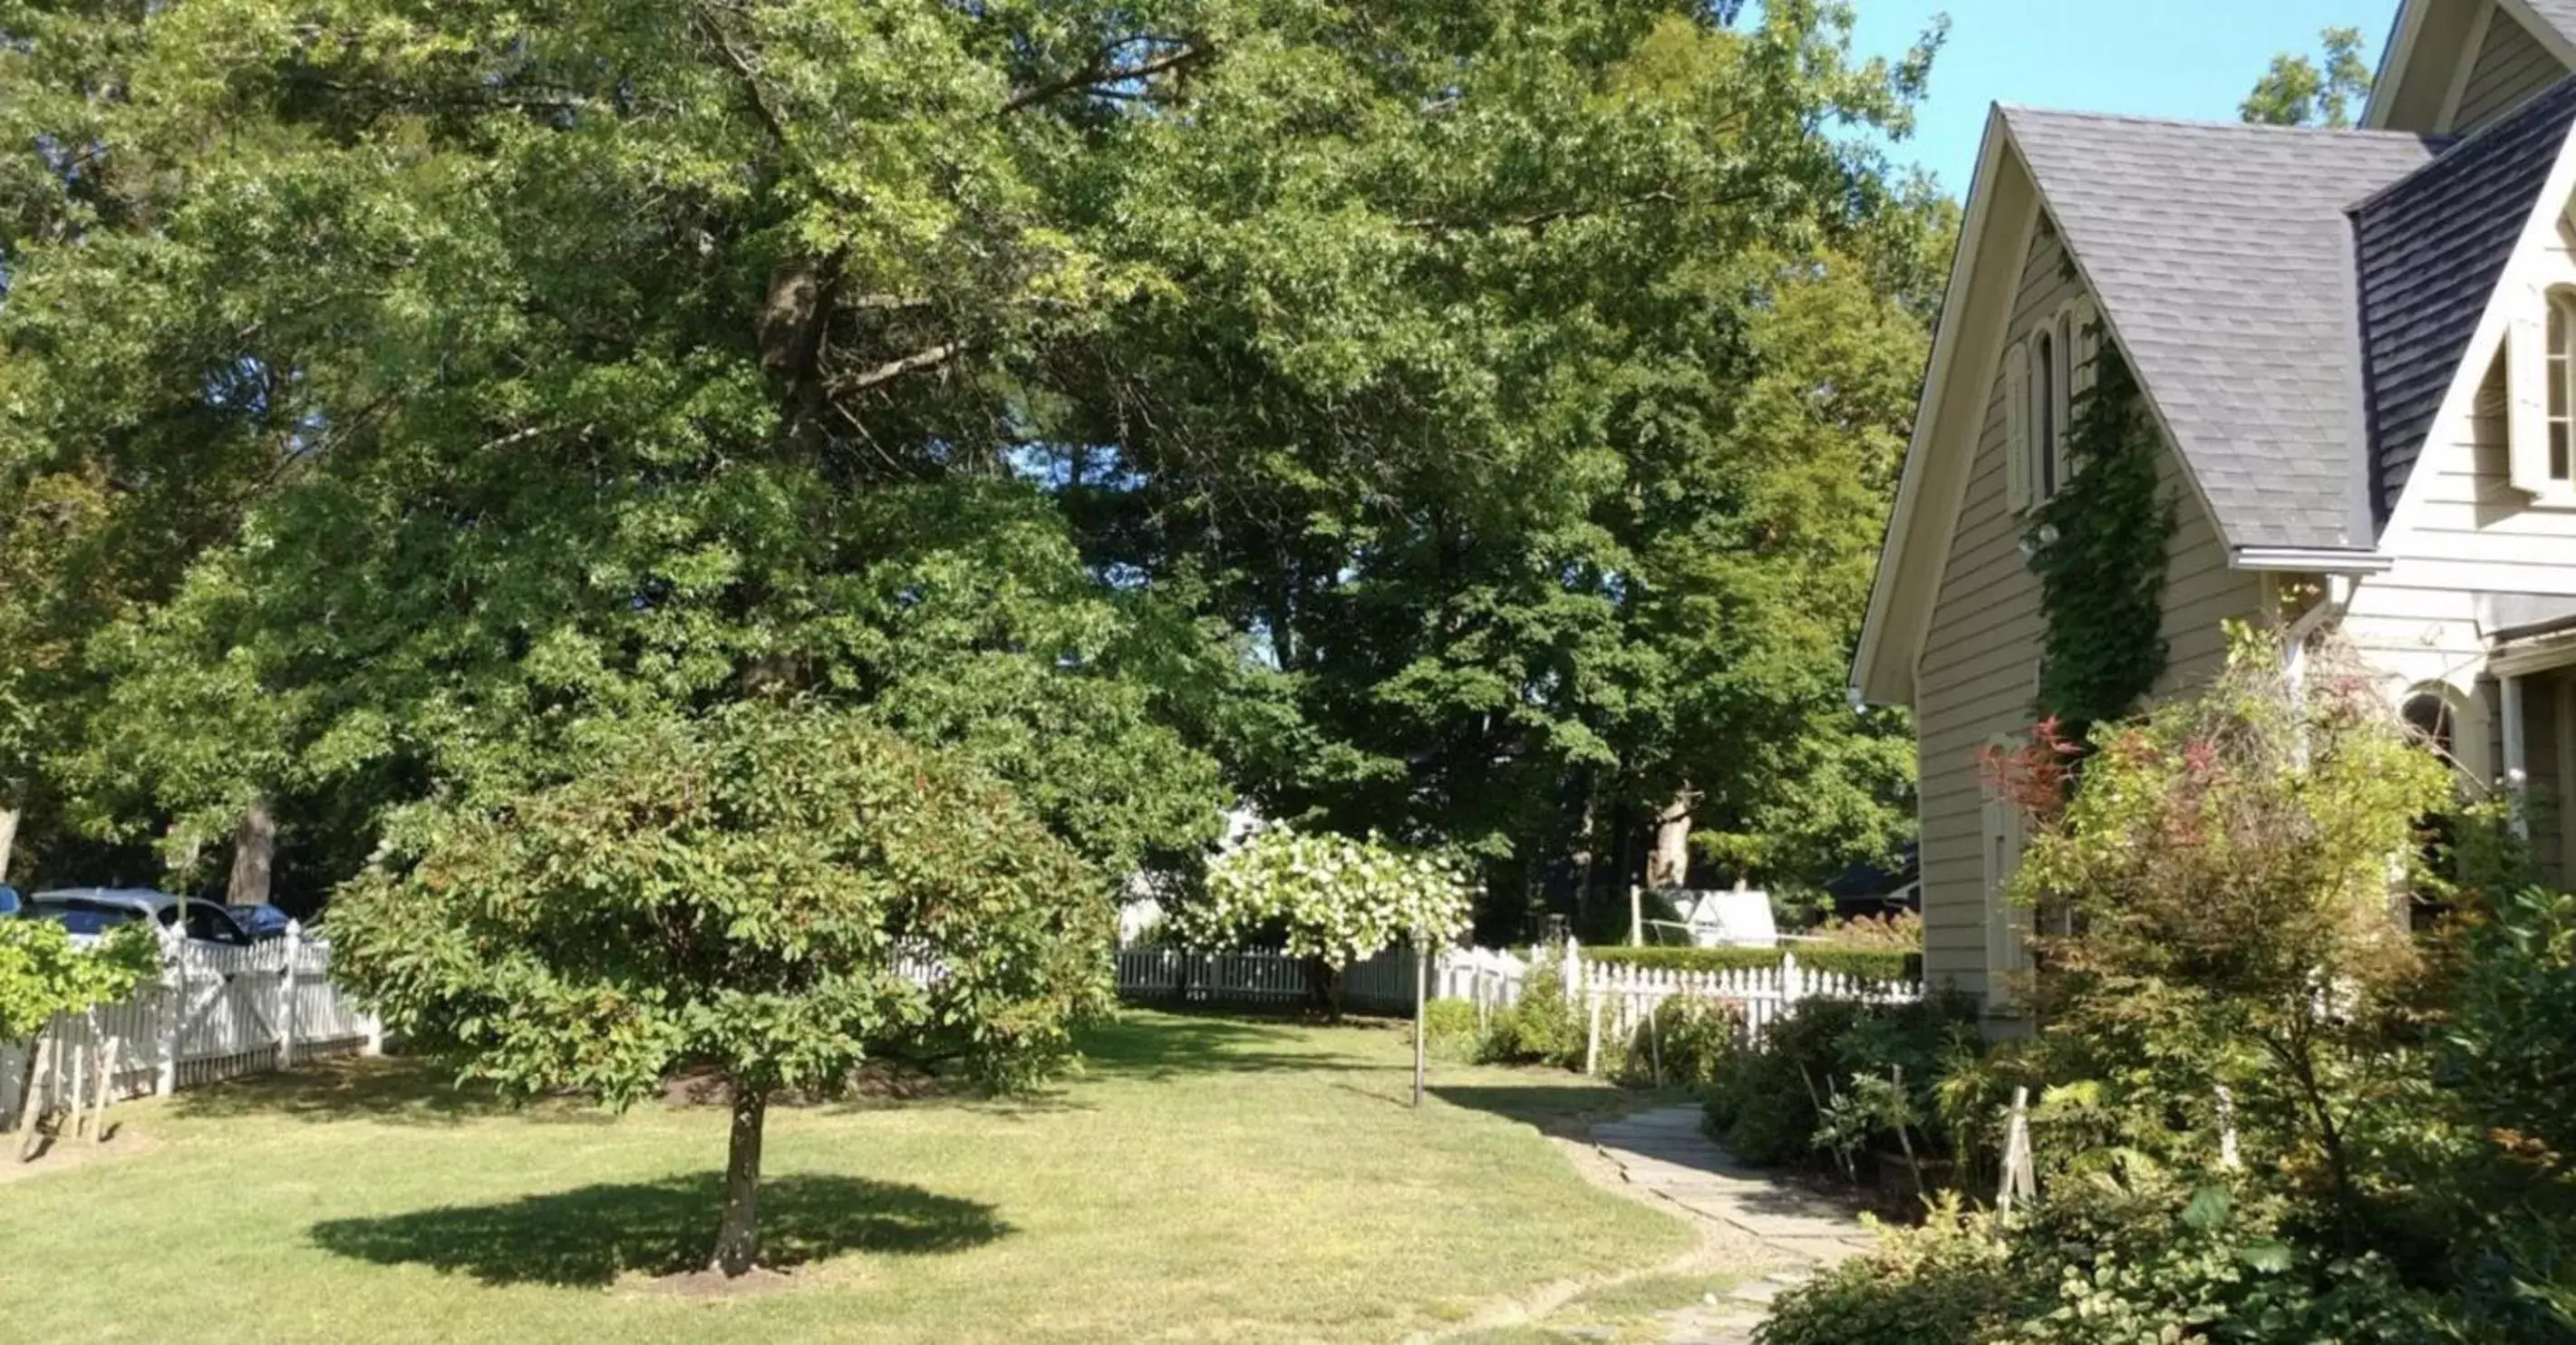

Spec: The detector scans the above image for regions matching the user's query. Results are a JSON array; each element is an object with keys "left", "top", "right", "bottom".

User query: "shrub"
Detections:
[
  {"left": 1796, "top": 947, "right": 1915, "bottom": 982},
  {"left": 1419, "top": 998, "right": 1482, "bottom": 1061},
  {"left": 1618, "top": 995, "right": 1741, "bottom": 1088},
  {"left": 1806, "top": 910, "right": 1923, "bottom": 951},
  {"left": 1757, "top": 1198, "right": 2015, "bottom": 1345},
  {"left": 1476, "top": 963, "right": 1587, "bottom": 1069},
  {"left": 1585, "top": 943, "right": 1917, "bottom": 983},
  {"left": 1585, "top": 945, "right": 1784, "bottom": 973},
  {"left": 1703, "top": 995, "right": 1977, "bottom": 1169}
]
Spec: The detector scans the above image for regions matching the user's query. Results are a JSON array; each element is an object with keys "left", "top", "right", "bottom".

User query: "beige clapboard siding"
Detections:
[
  {"left": 1914, "top": 225, "right": 2065, "bottom": 997},
  {"left": 2455, "top": 5, "right": 2568, "bottom": 131},
  {"left": 2387, "top": 355, "right": 2576, "bottom": 594},
  {"left": 1913, "top": 223, "right": 2260, "bottom": 999}
]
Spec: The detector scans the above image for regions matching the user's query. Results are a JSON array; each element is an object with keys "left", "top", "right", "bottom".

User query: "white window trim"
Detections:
[{"left": 2510, "top": 237, "right": 2576, "bottom": 508}]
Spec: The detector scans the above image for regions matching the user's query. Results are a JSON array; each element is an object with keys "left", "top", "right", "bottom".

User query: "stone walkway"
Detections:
[{"left": 1583, "top": 1106, "right": 1878, "bottom": 1345}]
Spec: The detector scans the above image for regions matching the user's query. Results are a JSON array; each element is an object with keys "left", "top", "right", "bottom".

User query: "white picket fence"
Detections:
[
  {"left": 1118, "top": 937, "right": 1919, "bottom": 1059},
  {"left": 0, "top": 926, "right": 381, "bottom": 1126},
  {"left": 1114, "top": 945, "right": 1421, "bottom": 1014}
]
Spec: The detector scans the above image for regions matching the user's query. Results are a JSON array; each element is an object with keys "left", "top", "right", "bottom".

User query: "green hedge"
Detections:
[
  {"left": 1582, "top": 944, "right": 1916, "bottom": 982},
  {"left": 1798, "top": 947, "right": 1917, "bottom": 982},
  {"left": 1583, "top": 945, "right": 1785, "bottom": 972}
]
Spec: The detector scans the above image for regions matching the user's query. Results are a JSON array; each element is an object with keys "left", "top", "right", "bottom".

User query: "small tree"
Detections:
[
  {"left": 328, "top": 703, "right": 1112, "bottom": 1278},
  {"left": 1183, "top": 828, "right": 1472, "bottom": 1015},
  {"left": 1994, "top": 624, "right": 2452, "bottom": 1241},
  {"left": 3, "top": 919, "right": 158, "bottom": 1152}
]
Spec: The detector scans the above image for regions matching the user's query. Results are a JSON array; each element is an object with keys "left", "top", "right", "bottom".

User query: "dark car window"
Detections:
[
  {"left": 28, "top": 898, "right": 146, "bottom": 936},
  {"left": 181, "top": 901, "right": 250, "bottom": 946}
]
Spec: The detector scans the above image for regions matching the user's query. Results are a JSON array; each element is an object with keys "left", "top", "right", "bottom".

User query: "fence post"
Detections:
[
  {"left": 1782, "top": 951, "right": 1804, "bottom": 1014},
  {"left": 1560, "top": 936, "right": 1581, "bottom": 1006},
  {"left": 154, "top": 934, "right": 181, "bottom": 1095},
  {"left": 277, "top": 921, "right": 301, "bottom": 1069},
  {"left": 1583, "top": 988, "right": 1603, "bottom": 1077}
]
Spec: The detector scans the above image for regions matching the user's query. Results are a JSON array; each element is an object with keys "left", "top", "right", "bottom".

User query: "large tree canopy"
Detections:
[{"left": 2, "top": 0, "right": 1945, "bottom": 928}]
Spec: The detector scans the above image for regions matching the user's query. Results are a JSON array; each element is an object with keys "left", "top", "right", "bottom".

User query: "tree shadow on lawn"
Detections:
[
  {"left": 1071, "top": 1011, "right": 1399, "bottom": 1082},
  {"left": 169, "top": 1056, "right": 596, "bottom": 1129},
  {"left": 310, "top": 1174, "right": 1008, "bottom": 1287}
]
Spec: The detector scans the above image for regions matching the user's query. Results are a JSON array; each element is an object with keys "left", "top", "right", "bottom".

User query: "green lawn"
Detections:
[{"left": 0, "top": 1011, "right": 1690, "bottom": 1343}]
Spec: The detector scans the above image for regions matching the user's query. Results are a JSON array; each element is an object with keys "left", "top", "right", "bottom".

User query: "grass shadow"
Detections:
[
  {"left": 1431, "top": 1082, "right": 1682, "bottom": 1140},
  {"left": 1071, "top": 1011, "right": 1390, "bottom": 1082},
  {"left": 309, "top": 1174, "right": 1007, "bottom": 1286},
  {"left": 166, "top": 1056, "right": 595, "bottom": 1128}
]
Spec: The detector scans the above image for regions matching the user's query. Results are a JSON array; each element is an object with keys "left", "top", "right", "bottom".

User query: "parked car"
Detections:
[
  {"left": 0, "top": 885, "right": 16, "bottom": 918},
  {"left": 224, "top": 903, "right": 294, "bottom": 941},
  {"left": 19, "top": 888, "right": 252, "bottom": 946}
]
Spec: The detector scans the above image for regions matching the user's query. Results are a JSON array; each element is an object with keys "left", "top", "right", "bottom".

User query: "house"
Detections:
[{"left": 1852, "top": 0, "right": 2576, "bottom": 1013}]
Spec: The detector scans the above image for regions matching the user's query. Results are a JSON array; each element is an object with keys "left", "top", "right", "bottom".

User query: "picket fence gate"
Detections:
[
  {"left": 1113, "top": 945, "right": 1420, "bottom": 1015},
  {"left": 0, "top": 925, "right": 381, "bottom": 1127}
]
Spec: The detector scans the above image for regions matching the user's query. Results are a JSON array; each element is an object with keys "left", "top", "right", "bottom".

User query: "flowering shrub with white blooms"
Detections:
[{"left": 1184, "top": 828, "right": 1474, "bottom": 968}]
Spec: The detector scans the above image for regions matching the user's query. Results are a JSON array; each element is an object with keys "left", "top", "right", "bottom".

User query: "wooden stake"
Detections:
[
  {"left": 15, "top": 1030, "right": 53, "bottom": 1160},
  {"left": 64, "top": 1031, "right": 88, "bottom": 1140},
  {"left": 91, "top": 1036, "right": 120, "bottom": 1144}
]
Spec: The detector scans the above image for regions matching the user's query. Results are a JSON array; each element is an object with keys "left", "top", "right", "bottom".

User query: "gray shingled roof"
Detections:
[
  {"left": 2003, "top": 110, "right": 2443, "bottom": 551},
  {"left": 2526, "top": 0, "right": 2576, "bottom": 51},
  {"left": 2355, "top": 77, "right": 2576, "bottom": 522}
]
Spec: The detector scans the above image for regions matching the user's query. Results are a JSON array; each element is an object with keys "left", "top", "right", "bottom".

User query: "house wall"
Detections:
[
  {"left": 1913, "top": 221, "right": 2261, "bottom": 1004},
  {"left": 2352, "top": 344, "right": 2576, "bottom": 733},
  {"left": 2455, "top": 3, "right": 2568, "bottom": 132}
]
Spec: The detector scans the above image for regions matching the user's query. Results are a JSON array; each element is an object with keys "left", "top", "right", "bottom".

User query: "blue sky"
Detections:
[{"left": 1848, "top": 0, "right": 2397, "bottom": 193}]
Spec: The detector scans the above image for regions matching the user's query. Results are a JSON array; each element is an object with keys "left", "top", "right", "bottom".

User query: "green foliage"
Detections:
[
  {"left": 1807, "top": 909, "right": 1922, "bottom": 950},
  {"left": 1620, "top": 994, "right": 1741, "bottom": 1089},
  {"left": 0, "top": 920, "right": 159, "bottom": 1040},
  {"left": 1183, "top": 828, "right": 1472, "bottom": 972},
  {"left": 1761, "top": 1188, "right": 2445, "bottom": 1345},
  {"left": 1799, "top": 947, "right": 1917, "bottom": 982},
  {"left": 1477, "top": 963, "right": 1584, "bottom": 1069},
  {"left": 1419, "top": 997, "right": 1485, "bottom": 1063},
  {"left": 2029, "top": 343, "right": 2174, "bottom": 731},
  {"left": 1704, "top": 995, "right": 1975, "bottom": 1168},
  {"left": 1584, "top": 943, "right": 1913, "bottom": 981},
  {"left": 331, "top": 702, "right": 1112, "bottom": 1106},
  {"left": 1777, "top": 631, "right": 2576, "bottom": 1343},
  {"left": 0, "top": 0, "right": 1952, "bottom": 933},
  {"left": 2242, "top": 27, "right": 2375, "bottom": 129},
  {"left": 1756, "top": 1198, "right": 2016, "bottom": 1345}
]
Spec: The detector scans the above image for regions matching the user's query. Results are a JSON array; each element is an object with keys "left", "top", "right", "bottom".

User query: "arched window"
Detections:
[
  {"left": 2403, "top": 685, "right": 2473, "bottom": 931},
  {"left": 2031, "top": 329, "right": 2058, "bottom": 499},
  {"left": 2549, "top": 288, "right": 2576, "bottom": 484}
]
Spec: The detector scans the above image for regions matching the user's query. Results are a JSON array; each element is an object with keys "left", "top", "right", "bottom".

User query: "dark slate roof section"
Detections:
[
  {"left": 2355, "top": 77, "right": 2576, "bottom": 522},
  {"left": 2003, "top": 110, "right": 2444, "bottom": 550}
]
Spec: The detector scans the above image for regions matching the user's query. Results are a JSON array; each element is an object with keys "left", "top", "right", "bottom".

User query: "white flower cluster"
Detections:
[{"left": 1186, "top": 828, "right": 1473, "bottom": 968}]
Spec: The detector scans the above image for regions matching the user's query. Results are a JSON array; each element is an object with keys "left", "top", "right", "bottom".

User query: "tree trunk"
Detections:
[
  {"left": 0, "top": 781, "right": 21, "bottom": 884},
  {"left": 709, "top": 1084, "right": 770, "bottom": 1277},
  {"left": 227, "top": 795, "right": 276, "bottom": 907},
  {"left": 1304, "top": 958, "right": 1345, "bottom": 1021},
  {"left": 1647, "top": 791, "right": 1692, "bottom": 892}
]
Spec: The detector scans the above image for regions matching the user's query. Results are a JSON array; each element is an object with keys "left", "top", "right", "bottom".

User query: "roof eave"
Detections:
[{"left": 1850, "top": 106, "right": 2016, "bottom": 709}]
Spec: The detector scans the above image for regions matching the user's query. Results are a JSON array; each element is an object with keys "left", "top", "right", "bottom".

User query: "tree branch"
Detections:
[
  {"left": 1002, "top": 38, "right": 1213, "bottom": 114},
  {"left": 834, "top": 342, "right": 966, "bottom": 394}
]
